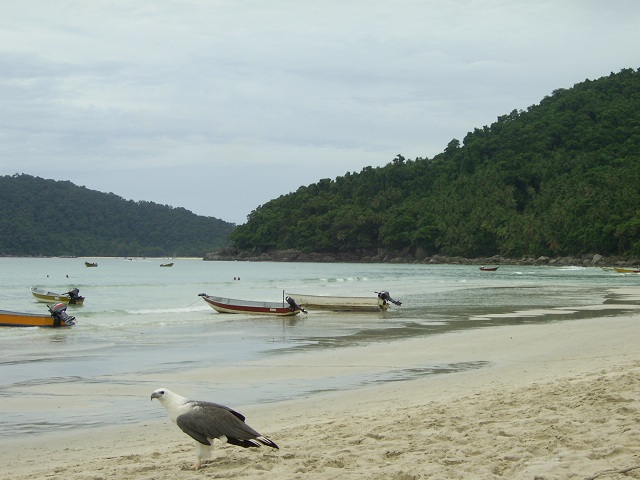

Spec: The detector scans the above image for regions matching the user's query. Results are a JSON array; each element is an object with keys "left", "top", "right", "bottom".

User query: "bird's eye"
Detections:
[{"left": 159, "top": 390, "right": 165, "bottom": 394}]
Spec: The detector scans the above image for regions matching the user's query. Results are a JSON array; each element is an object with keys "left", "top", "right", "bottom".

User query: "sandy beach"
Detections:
[{"left": 2, "top": 302, "right": 640, "bottom": 479}]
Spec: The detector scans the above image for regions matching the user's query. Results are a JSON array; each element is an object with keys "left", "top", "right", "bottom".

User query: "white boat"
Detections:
[{"left": 283, "top": 291, "right": 401, "bottom": 312}]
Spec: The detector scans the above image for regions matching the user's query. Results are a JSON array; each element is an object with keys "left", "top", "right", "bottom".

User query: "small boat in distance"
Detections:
[
  {"left": 0, "top": 303, "right": 77, "bottom": 327},
  {"left": 283, "top": 291, "right": 401, "bottom": 312},
  {"left": 614, "top": 267, "right": 640, "bottom": 274},
  {"left": 479, "top": 266, "right": 499, "bottom": 271},
  {"left": 160, "top": 262, "right": 174, "bottom": 267},
  {"left": 198, "top": 293, "right": 306, "bottom": 316},
  {"left": 85, "top": 262, "right": 98, "bottom": 267},
  {"left": 31, "top": 286, "right": 85, "bottom": 305}
]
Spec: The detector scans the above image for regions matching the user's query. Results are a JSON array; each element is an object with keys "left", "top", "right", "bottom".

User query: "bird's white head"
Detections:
[
  {"left": 150, "top": 387, "right": 173, "bottom": 403},
  {"left": 151, "top": 388, "right": 189, "bottom": 422}
]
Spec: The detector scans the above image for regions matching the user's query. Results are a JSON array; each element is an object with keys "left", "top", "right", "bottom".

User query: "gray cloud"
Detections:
[{"left": 1, "top": 0, "right": 639, "bottom": 223}]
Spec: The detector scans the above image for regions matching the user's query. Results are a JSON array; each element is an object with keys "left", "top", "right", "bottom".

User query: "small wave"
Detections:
[
  {"left": 321, "top": 276, "right": 369, "bottom": 283},
  {"left": 124, "top": 305, "right": 209, "bottom": 315}
]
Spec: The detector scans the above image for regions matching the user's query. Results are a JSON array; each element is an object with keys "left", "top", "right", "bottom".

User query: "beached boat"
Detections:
[
  {"left": 85, "top": 262, "right": 98, "bottom": 267},
  {"left": 198, "top": 293, "right": 305, "bottom": 316},
  {"left": 283, "top": 291, "right": 402, "bottom": 312},
  {"left": 160, "top": 262, "right": 174, "bottom": 267},
  {"left": 479, "top": 266, "right": 499, "bottom": 271},
  {"left": 30, "top": 286, "right": 85, "bottom": 305},
  {"left": 0, "top": 303, "right": 77, "bottom": 327},
  {"left": 614, "top": 267, "right": 640, "bottom": 273}
]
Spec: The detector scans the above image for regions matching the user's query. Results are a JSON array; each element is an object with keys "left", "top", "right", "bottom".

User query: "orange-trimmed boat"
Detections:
[{"left": 0, "top": 304, "right": 77, "bottom": 327}]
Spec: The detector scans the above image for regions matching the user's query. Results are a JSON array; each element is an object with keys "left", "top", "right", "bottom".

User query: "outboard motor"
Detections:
[
  {"left": 285, "top": 296, "right": 307, "bottom": 314},
  {"left": 48, "top": 302, "right": 76, "bottom": 326},
  {"left": 376, "top": 291, "right": 402, "bottom": 306},
  {"left": 66, "top": 288, "right": 83, "bottom": 304}
]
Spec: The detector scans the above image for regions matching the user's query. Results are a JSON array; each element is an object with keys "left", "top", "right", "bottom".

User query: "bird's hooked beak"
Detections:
[{"left": 151, "top": 392, "right": 161, "bottom": 401}]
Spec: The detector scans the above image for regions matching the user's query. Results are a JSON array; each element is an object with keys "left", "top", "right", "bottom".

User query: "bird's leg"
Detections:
[{"left": 195, "top": 442, "right": 212, "bottom": 470}]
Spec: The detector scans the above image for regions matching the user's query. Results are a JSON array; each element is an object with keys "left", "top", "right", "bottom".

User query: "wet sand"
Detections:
[{"left": 2, "top": 301, "right": 640, "bottom": 480}]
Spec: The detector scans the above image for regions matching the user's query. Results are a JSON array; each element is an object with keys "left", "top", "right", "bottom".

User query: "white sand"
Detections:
[{"left": 2, "top": 309, "right": 640, "bottom": 480}]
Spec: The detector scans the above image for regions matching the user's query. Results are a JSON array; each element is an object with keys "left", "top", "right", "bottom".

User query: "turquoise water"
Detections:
[{"left": 0, "top": 257, "right": 637, "bottom": 439}]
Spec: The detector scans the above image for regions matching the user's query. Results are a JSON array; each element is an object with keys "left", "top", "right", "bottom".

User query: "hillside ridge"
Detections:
[{"left": 0, "top": 174, "right": 234, "bottom": 257}]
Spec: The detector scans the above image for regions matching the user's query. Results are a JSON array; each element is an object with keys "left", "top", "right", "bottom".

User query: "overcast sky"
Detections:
[{"left": 1, "top": 1, "right": 639, "bottom": 224}]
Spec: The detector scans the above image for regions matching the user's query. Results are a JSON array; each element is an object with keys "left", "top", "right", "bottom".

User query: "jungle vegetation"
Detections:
[
  {"left": 0, "top": 174, "right": 235, "bottom": 257},
  {"left": 229, "top": 68, "right": 640, "bottom": 258}
]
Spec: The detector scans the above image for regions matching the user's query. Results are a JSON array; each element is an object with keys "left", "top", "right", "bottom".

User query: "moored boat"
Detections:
[
  {"left": 31, "top": 286, "right": 85, "bottom": 305},
  {"left": 283, "top": 290, "right": 401, "bottom": 312},
  {"left": 479, "top": 266, "right": 499, "bottom": 271},
  {"left": 198, "top": 293, "right": 306, "bottom": 316},
  {"left": 160, "top": 262, "right": 174, "bottom": 267},
  {"left": 614, "top": 267, "right": 640, "bottom": 273},
  {"left": 0, "top": 303, "right": 77, "bottom": 327},
  {"left": 85, "top": 262, "right": 98, "bottom": 267}
]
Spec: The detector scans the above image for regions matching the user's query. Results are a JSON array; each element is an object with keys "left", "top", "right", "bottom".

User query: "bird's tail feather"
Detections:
[
  {"left": 228, "top": 436, "right": 279, "bottom": 449},
  {"left": 256, "top": 436, "right": 279, "bottom": 449}
]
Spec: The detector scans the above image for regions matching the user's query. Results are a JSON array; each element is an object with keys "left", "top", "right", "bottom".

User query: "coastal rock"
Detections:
[{"left": 203, "top": 248, "right": 637, "bottom": 267}]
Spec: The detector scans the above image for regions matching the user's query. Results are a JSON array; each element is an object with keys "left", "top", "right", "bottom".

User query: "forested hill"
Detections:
[
  {"left": 228, "top": 68, "right": 640, "bottom": 260},
  {"left": 0, "top": 174, "right": 235, "bottom": 257}
]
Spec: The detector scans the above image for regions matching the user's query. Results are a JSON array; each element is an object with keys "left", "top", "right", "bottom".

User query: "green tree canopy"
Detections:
[
  {"left": 0, "top": 174, "right": 235, "bottom": 257},
  {"left": 230, "top": 68, "right": 640, "bottom": 258}
]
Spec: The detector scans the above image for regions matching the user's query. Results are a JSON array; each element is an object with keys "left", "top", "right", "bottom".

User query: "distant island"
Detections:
[{"left": 0, "top": 174, "right": 235, "bottom": 257}]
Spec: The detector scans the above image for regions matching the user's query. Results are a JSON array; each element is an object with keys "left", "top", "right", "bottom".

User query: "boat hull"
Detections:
[
  {"left": 285, "top": 293, "right": 389, "bottom": 312},
  {"left": 200, "top": 295, "right": 300, "bottom": 316},
  {"left": 30, "top": 287, "right": 85, "bottom": 305},
  {"left": 0, "top": 310, "right": 72, "bottom": 327},
  {"left": 614, "top": 267, "right": 640, "bottom": 273}
]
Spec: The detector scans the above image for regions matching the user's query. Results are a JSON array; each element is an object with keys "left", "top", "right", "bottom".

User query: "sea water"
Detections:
[{"left": 0, "top": 257, "right": 637, "bottom": 440}]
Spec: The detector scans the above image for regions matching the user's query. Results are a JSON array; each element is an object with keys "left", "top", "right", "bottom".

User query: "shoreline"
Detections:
[
  {"left": 204, "top": 248, "right": 640, "bottom": 268},
  {"left": 5, "top": 252, "right": 640, "bottom": 268},
  {"left": 2, "top": 305, "right": 640, "bottom": 479}
]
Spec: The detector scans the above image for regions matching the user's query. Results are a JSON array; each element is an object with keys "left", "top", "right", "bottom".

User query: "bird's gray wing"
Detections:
[
  {"left": 202, "top": 401, "right": 246, "bottom": 422},
  {"left": 176, "top": 401, "right": 262, "bottom": 447}
]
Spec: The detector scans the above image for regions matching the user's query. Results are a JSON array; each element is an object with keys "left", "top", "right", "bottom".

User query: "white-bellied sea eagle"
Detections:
[{"left": 151, "top": 388, "right": 279, "bottom": 470}]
